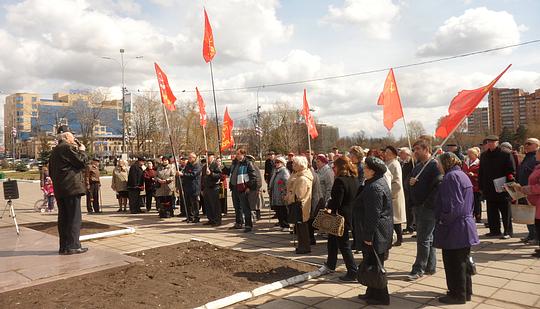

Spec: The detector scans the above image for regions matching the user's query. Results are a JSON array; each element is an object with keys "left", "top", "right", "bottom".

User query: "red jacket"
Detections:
[{"left": 462, "top": 158, "right": 480, "bottom": 192}]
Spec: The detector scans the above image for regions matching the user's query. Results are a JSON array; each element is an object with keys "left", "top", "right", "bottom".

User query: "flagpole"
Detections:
[
  {"left": 306, "top": 129, "right": 312, "bottom": 161},
  {"left": 160, "top": 103, "right": 188, "bottom": 217},
  {"left": 401, "top": 115, "right": 415, "bottom": 168},
  {"left": 209, "top": 61, "right": 222, "bottom": 158}
]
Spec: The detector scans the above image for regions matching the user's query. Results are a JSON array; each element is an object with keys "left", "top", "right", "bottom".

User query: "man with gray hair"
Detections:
[{"left": 49, "top": 125, "right": 88, "bottom": 255}]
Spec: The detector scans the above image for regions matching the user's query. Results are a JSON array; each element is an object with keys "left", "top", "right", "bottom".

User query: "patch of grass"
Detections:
[{"left": 3, "top": 170, "right": 41, "bottom": 180}]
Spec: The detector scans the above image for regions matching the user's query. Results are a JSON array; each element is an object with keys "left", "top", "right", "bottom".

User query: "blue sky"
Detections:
[{"left": 1, "top": 0, "right": 539, "bottom": 138}]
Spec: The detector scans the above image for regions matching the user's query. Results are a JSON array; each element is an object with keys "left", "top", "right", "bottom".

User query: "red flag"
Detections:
[
  {"left": 435, "top": 64, "right": 512, "bottom": 138},
  {"left": 154, "top": 62, "right": 177, "bottom": 111},
  {"left": 195, "top": 87, "right": 207, "bottom": 127},
  {"left": 301, "top": 89, "right": 318, "bottom": 139},
  {"left": 221, "top": 107, "right": 234, "bottom": 151},
  {"left": 203, "top": 8, "right": 216, "bottom": 63},
  {"left": 377, "top": 68, "right": 404, "bottom": 131}
]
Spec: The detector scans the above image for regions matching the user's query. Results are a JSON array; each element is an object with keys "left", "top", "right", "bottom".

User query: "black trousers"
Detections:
[
  {"left": 363, "top": 249, "right": 389, "bottom": 303},
  {"left": 275, "top": 206, "right": 288, "bottom": 228},
  {"left": 186, "top": 195, "right": 200, "bottom": 221},
  {"left": 145, "top": 189, "right": 155, "bottom": 211},
  {"left": 204, "top": 187, "right": 221, "bottom": 224},
  {"left": 57, "top": 196, "right": 82, "bottom": 251},
  {"left": 86, "top": 182, "right": 100, "bottom": 212},
  {"left": 128, "top": 190, "right": 142, "bottom": 213},
  {"left": 393, "top": 224, "right": 403, "bottom": 242},
  {"left": 157, "top": 195, "right": 173, "bottom": 218},
  {"left": 473, "top": 192, "right": 482, "bottom": 221},
  {"left": 442, "top": 247, "right": 472, "bottom": 302},
  {"left": 486, "top": 199, "right": 513, "bottom": 236},
  {"left": 405, "top": 195, "right": 415, "bottom": 231},
  {"left": 326, "top": 228, "right": 357, "bottom": 273},
  {"left": 220, "top": 188, "right": 228, "bottom": 214},
  {"left": 296, "top": 222, "right": 311, "bottom": 252},
  {"left": 536, "top": 219, "right": 540, "bottom": 249}
]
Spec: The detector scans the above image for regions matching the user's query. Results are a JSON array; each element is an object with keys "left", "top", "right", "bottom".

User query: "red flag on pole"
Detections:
[
  {"left": 196, "top": 87, "right": 207, "bottom": 127},
  {"left": 221, "top": 107, "right": 234, "bottom": 151},
  {"left": 301, "top": 89, "right": 318, "bottom": 139},
  {"left": 435, "top": 64, "right": 512, "bottom": 138},
  {"left": 203, "top": 8, "right": 216, "bottom": 63},
  {"left": 377, "top": 68, "right": 404, "bottom": 131},
  {"left": 154, "top": 62, "right": 177, "bottom": 111}
]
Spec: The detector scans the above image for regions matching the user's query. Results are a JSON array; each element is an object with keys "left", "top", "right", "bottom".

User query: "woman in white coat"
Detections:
[{"left": 385, "top": 146, "right": 407, "bottom": 246}]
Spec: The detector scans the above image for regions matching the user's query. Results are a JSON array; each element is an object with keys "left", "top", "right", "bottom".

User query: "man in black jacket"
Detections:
[
  {"left": 230, "top": 149, "right": 258, "bottom": 232},
  {"left": 264, "top": 152, "right": 275, "bottom": 185},
  {"left": 202, "top": 152, "right": 223, "bottom": 226},
  {"left": 49, "top": 125, "right": 88, "bottom": 255},
  {"left": 407, "top": 139, "right": 442, "bottom": 281},
  {"left": 180, "top": 152, "right": 202, "bottom": 223},
  {"left": 127, "top": 157, "right": 146, "bottom": 214},
  {"left": 479, "top": 135, "right": 515, "bottom": 239}
]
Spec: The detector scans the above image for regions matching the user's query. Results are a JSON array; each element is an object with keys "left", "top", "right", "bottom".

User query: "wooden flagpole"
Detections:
[
  {"left": 209, "top": 61, "right": 222, "bottom": 158},
  {"left": 160, "top": 103, "right": 188, "bottom": 216}
]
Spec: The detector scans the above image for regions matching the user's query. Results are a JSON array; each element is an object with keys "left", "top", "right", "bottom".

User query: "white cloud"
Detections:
[
  {"left": 321, "top": 0, "right": 400, "bottom": 39},
  {"left": 417, "top": 7, "right": 527, "bottom": 57}
]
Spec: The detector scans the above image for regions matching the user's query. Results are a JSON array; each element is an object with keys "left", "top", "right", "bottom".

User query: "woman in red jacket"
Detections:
[{"left": 462, "top": 147, "right": 482, "bottom": 223}]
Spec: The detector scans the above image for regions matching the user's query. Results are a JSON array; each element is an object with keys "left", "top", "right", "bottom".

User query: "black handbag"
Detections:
[
  {"left": 287, "top": 200, "right": 303, "bottom": 224},
  {"left": 357, "top": 247, "right": 387, "bottom": 289}
]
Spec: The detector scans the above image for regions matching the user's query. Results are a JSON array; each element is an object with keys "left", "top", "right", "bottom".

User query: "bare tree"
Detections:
[
  {"left": 407, "top": 120, "right": 427, "bottom": 141},
  {"left": 71, "top": 90, "right": 110, "bottom": 154}
]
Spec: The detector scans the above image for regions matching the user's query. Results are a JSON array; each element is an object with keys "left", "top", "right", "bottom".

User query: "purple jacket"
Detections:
[{"left": 433, "top": 166, "right": 479, "bottom": 249}]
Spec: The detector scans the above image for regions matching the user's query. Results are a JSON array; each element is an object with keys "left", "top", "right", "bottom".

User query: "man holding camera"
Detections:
[{"left": 49, "top": 125, "right": 89, "bottom": 255}]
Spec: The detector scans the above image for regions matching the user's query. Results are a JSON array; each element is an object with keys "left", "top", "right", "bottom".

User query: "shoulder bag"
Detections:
[
  {"left": 312, "top": 209, "right": 344, "bottom": 237},
  {"left": 357, "top": 246, "right": 388, "bottom": 289}
]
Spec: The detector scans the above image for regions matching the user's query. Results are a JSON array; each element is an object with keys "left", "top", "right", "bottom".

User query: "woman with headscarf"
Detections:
[
  {"left": 285, "top": 156, "right": 313, "bottom": 254},
  {"left": 434, "top": 152, "right": 479, "bottom": 304},
  {"left": 111, "top": 159, "right": 129, "bottom": 212},
  {"left": 319, "top": 156, "right": 358, "bottom": 281},
  {"left": 268, "top": 156, "right": 290, "bottom": 230},
  {"left": 354, "top": 157, "right": 393, "bottom": 305},
  {"left": 385, "top": 145, "right": 406, "bottom": 246},
  {"left": 462, "top": 147, "right": 482, "bottom": 223}
]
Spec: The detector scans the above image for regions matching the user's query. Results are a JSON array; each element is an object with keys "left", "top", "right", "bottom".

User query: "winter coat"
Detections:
[
  {"left": 478, "top": 147, "right": 515, "bottom": 202},
  {"left": 462, "top": 158, "right": 480, "bottom": 192},
  {"left": 310, "top": 167, "right": 324, "bottom": 218},
  {"left": 49, "top": 140, "right": 88, "bottom": 198},
  {"left": 433, "top": 166, "right": 480, "bottom": 249},
  {"left": 143, "top": 168, "right": 157, "bottom": 192},
  {"left": 518, "top": 152, "right": 538, "bottom": 186},
  {"left": 182, "top": 161, "right": 202, "bottom": 197},
  {"left": 316, "top": 164, "right": 334, "bottom": 204},
  {"left": 523, "top": 165, "right": 540, "bottom": 219},
  {"left": 326, "top": 176, "right": 358, "bottom": 230},
  {"left": 127, "top": 163, "right": 144, "bottom": 191},
  {"left": 264, "top": 159, "right": 274, "bottom": 184},
  {"left": 285, "top": 168, "right": 313, "bottom": 223},
  {"left": 111, "top": 166, "right": 128, "bottom": 192},
  {"left": 230, "top": 158, "right": 258, "bottom": 191},
  {"left": 202, "top": 161, "right": 222, "bottom": 190},
  {"left": 155, "top": 163, "right": 176, "bottom": 197},
  {"left": 386, "top": 158, "right": 406, "bottom": 224},
  {"left": 353, "top": 174, "right": 393, "bottom": 254},
  {"left": 268, "top": 166, "right": 289, "bottom": 207}
]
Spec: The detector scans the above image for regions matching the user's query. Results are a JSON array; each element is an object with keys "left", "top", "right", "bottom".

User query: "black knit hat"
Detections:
[{"left": 365, "top": 157, "right": 387, "bottom": 175}]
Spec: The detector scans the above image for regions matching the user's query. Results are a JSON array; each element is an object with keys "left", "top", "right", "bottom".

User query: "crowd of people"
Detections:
[{"left": 46, "top": 123, "right": 540, "bottom": 306}]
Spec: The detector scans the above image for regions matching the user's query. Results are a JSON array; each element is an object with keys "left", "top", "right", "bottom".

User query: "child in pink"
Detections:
[{"left": 42, "top": 177, "right": 55, "bottom": 212}]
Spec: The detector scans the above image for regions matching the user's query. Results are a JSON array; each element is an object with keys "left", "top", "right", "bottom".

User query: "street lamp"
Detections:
[{"left": 101, "top": 49, "right": 143, "bottom": 155}]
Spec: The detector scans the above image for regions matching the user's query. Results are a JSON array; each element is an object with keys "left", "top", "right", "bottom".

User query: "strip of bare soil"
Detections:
[
  {"left": 0, "top": 241, "right": 316, "bottom": 309},
  {"left": 22, "top": 220, "right": 124, "bottom": 236}
]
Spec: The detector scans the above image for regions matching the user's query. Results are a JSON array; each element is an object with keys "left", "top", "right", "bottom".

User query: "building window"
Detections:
[
  {"left": 16, "top": 111, "right": 24, "bottom": 116},
  {"left": 32, "top": 112, "right": 37, "bottom": 117},
  {"left": 16, "top": 103, "right": 24, "bottom": 108},
  {"left": 32, "top": 97, "right": 37, "bottom": 102},
  {"left": 15, "top": 96, "right": 23, "bottom": 101},
  {"left": 16, "top": 117, "right": 24, "bottom": 123},
  {"left": 32, "top": 104, "right": 37, "bottom": 109}
]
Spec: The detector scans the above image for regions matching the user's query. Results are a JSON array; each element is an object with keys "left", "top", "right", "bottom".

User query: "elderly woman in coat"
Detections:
[
  {"left": 155, "top": 156, "right": 177, "bottom": 218},
  {"left": 434, "top": 152, "right": 479, "bottom": 305},
  {"left": 285, "top": 156, "right": 313, "bottom": 254},
  {"left": 354, "top": 157, "right": 393, "bottom": 306},
  {"left": 385, "top": 146, "right": 407, "bottom": 246},
  {"left": 516, "top": 148, "right": 540, "bottom": 257},
  {"left": 111, "top": 159, "right": 129, "bottom": 212},
  {"left": 269, "top": 156, "right": 290, "bottom": 230}
]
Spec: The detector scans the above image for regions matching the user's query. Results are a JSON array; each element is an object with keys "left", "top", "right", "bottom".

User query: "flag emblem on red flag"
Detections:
[
  {"left": 154, "top": 62, "right": 177, "bottom": 111},
  {"left": 377, "top": 68, "right": 404, "bottom": 131},
  {"left": 302, "top": 89, "right": 318, "bottom": 139},
  {"left": 196, "top": 87, "right": 207, "bottom": 127},
  {"left": 435, "top": 64, "right": 512, "bottom": 138},
  {"left": 203, "top": 8, "right": 216, "bottom": 63},
  {"left": 221, "top": 107, "right": 235, "bottom": 151}
]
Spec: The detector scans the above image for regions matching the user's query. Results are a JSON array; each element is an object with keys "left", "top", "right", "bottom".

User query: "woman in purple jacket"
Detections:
[{"left": 434, "top": 152, "right": 479, "bottom": 305}]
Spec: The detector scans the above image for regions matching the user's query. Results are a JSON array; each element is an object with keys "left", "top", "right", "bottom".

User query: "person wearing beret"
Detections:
[
  {"left": 353, "top": 156, "right": 393, "bottom": 305},
  {"left": 127, "top": 157, "right": 146, "bottom": 214},
  {"left": 49, "top": 125, "right": 89, "bottom": 255},
  {"left": 85, "top": 157, "right": 101, "bottom": 214}
]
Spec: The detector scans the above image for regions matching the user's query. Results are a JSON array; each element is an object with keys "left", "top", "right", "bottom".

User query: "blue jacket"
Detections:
[
  {"left": 433, "top": 166, "right": 479, "bottom": 249},
  {"left": 408, "top": 159, "right": 442, "bottom": 209},
  {"left": 182, "top": 161, "right": 202, "bottom": 196},
  {"left": 518, "top": 152, "right": 538, "bottom": 186}
]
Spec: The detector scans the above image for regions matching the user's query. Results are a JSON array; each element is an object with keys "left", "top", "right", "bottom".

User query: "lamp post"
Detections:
[{"left": 101, "top": 50, "right": 142, "bottom": 155}]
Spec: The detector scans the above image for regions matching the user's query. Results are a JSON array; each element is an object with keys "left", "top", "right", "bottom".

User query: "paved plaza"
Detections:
[{"left": 1, "top": 178, "right": 539, "bottom": 308}]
